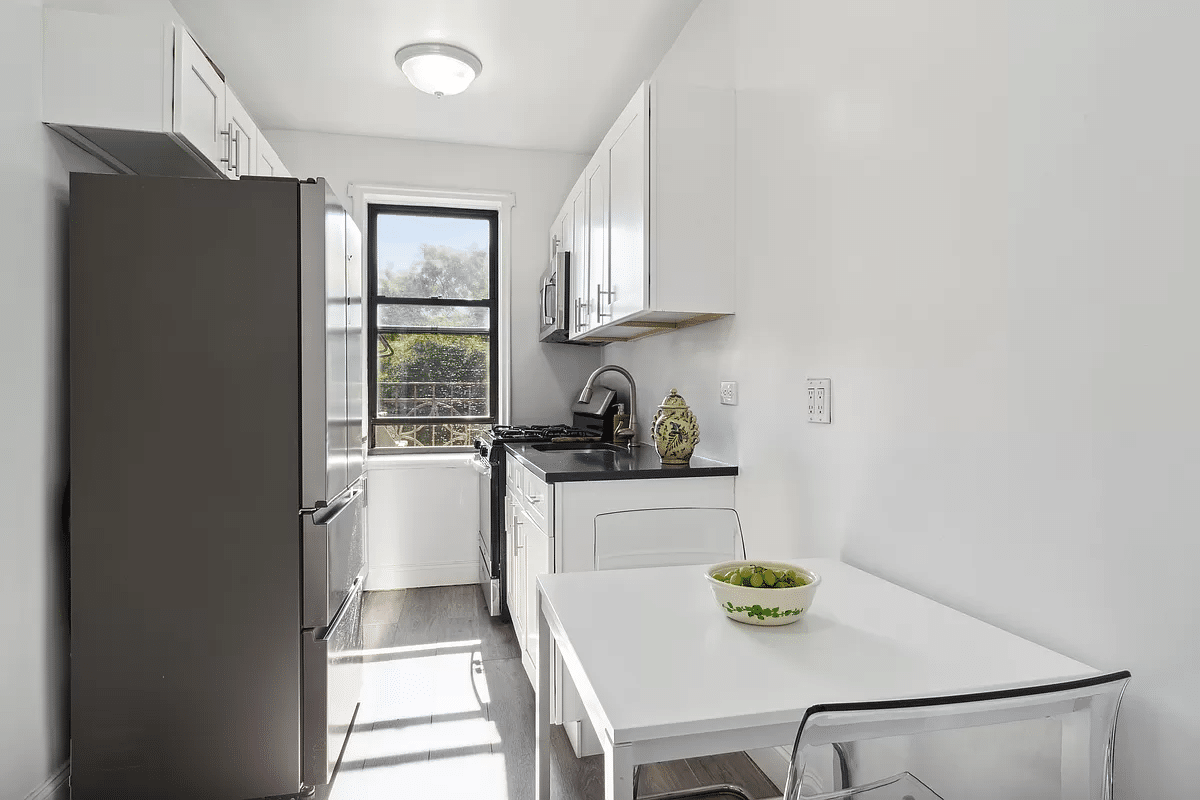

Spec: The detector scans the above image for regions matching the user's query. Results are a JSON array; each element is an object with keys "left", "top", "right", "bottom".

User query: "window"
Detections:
[{"left": 368, "top": 204, "right": 498, "bottom": 450}]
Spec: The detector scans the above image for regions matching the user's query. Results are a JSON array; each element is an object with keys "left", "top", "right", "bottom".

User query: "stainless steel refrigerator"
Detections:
[{"left": 68, "top": 174, "right": 367, "bottom": 799}]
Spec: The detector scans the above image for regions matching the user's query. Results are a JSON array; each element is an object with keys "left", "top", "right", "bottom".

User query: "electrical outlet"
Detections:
[
  {"left": 720, "top": 381, "right": 738, "bottom": 405},
  {"left": 806, "top": 378, "right": 831, "bottom": 423}
]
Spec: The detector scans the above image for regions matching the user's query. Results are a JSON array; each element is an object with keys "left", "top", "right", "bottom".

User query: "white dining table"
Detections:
[{"left": 533, "top": 558, "right": 1096, "bottom": 800}]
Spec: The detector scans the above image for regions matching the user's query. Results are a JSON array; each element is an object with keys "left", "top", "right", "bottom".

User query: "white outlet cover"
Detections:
[
  {"left": 720, "top": 381, "right": 738, "bottom": 405},
  {"left": 806, "top": 378, "right": 831, "bottom": 423}
]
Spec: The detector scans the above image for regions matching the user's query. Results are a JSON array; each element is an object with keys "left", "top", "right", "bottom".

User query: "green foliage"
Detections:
[
  {"left": 379, "top": 333, "right": 487, "bottom": 384},
  {"left": 380, "top": 243, "right": 487, "bottom": 302},
  {"left": 374, "top": 242, "right": 492, "bottom": 448}
]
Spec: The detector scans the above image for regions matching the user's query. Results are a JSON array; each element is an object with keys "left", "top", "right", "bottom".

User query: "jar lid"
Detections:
[{"left": 658, "top": 388, "right": 689, "bottom": 409}]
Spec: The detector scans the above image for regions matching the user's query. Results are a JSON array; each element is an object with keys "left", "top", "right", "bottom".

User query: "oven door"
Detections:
[
  {"left": 538, "top": 250, "right": 571, "bottom": 343},
  {"left": 472, "top": 451, "right": 501, "bottom": 616}
]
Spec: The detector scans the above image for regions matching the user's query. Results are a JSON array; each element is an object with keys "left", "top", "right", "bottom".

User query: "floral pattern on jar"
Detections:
[{"left": 651, "top": 388, "right": 699, "bottom": 465}]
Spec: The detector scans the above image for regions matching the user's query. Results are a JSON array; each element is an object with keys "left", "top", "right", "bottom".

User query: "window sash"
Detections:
[{"left": 367, "top": 203, "right": 499, "bottom": 450}]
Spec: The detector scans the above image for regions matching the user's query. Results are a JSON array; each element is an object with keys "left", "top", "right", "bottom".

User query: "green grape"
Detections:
[{"left": 750, "top": 573, "right": 764, "bottom": 587}]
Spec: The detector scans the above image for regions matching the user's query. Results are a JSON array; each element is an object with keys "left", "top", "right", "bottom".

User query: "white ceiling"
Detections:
[{"left": 168, "top": 0, "right": 702, "bottom": 154}]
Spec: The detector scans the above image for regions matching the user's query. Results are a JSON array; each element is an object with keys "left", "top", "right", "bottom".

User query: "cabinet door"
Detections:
[
  {"left": 506, "top": 496, "right": 525, "bottom": 646},
  {"left": 257, "top": 136, "right": 291, "bottom": 177},
  {"left": 606, "top": 84, "right": 649, "bottom": 322},
  {"left": 559, "top": 194, "right": 573, "bottom": 254},
  {"left": 173, "top": 30, "right": 227, "bottom": 170},
  {"left": 224, "top": 89, "right": 257, "bottom": 178},
  {"left": 585, "top": 153, "right": 610, "bottom": 328},
  {"left": 514, "top": 505, "right": 529, "bottom": 651},
  {"left": 568, "top": 179, "right": 589, "bottom": 336},
  {"left": 524, "top": 520, "right": 551, "bottom": 675}
]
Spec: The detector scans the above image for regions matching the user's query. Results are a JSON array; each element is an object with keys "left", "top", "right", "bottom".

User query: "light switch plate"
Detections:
[
  {"left": 806, "top": 378, "right": 831, "bottom": 423},
  {"left": 720, "top": 381, "right": 738, "bottom": 405}
]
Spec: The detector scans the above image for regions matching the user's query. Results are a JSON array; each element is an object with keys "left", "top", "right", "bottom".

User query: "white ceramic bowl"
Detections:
[{"left": 705, "top": 560, "right": 822, "bottom": 626}]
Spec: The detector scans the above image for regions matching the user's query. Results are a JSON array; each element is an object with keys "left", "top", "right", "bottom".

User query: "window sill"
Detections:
[{"left": 367, "top": 451, "right": 477, "bottom": 470}]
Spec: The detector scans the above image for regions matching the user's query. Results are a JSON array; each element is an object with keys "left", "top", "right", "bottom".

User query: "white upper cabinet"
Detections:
[
  {"left": 174, "top": 30, "right": 227, "bottom": 171},
  {"left": 605, "top": 85, "right": 649, "bottom": 325},
  {"left": 222, "top": 88, "right": 258, "bottom": 179},
  {"left": 563, "top": 80, "right": 735, "bottom": 344},
  {"left": 43, "top": 8, "right": 289, "bottom": 180},
  {"left": 581, "top": 154, "right": 609, "bottom": 334},
  {"left": 568, "top": 178, "right": 589, "bottom": 335},
  {"left": 256, "top": 136, "right": 292, "bottom": 178}
]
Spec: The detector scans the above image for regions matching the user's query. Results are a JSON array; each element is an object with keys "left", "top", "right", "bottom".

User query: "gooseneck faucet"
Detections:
[{"left": 577, "top": 364, "right": 639, "bottom": 444}]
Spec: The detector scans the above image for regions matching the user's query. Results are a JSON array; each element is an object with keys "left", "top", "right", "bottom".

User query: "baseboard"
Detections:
[
  {"left": 24, "top": 761, "right": 70, "bottom": 800},
  {"left": 747, "top": 746, "right": 791, "bottom": 798},
  {"left": 365, "top": 561, "right": 476, "bottom": 590}
]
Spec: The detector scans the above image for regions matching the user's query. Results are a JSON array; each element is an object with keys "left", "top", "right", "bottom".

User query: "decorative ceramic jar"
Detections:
[{"left": 651, "top": 389, "right": 699, "bottom": 465}]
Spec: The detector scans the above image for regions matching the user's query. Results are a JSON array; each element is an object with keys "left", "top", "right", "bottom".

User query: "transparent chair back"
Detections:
[
  {"left": 593, "top": 507, "right": 746, "bottom": 571},
  {"left": 784, "top": 671, "right": 1131, "bottom": 800},
  {"left": 593, "top": 506, "right": 752, "bottom": 800}
]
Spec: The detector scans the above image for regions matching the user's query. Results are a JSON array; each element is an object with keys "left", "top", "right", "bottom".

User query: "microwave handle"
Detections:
[{"left": 542, "top": 273, "right": 556, "bottom": 325}]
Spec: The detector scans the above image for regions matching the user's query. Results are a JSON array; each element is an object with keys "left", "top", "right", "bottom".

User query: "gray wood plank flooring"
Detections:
[{"left": 317, "top": 585, "right": 780, "bottom": 799}]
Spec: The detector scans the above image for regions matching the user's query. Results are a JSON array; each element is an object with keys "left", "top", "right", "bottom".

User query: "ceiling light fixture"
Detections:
[{"left": 394, "top": 43, "right": 482, "bottom": 98}]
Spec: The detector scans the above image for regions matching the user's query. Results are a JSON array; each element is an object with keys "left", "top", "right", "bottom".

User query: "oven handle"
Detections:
[{"left": 541, "top": 273, "right": 557, "bottom": 326}]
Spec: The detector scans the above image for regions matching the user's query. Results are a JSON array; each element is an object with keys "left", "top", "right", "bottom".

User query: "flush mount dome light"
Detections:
[{"left": 394, "top": 43, "right": 482, "bottom": 97}]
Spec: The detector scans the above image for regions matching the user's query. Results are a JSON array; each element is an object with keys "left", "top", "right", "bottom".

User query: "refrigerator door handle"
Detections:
[
  {"left": 320, "top": 576, "right": 362, "bottom": 640},
  {"left": 302, "top": 480, "right": 366, "bottom": 630},
  {"left": 301, "top": 480, "right": 362, "bottom": 523}
]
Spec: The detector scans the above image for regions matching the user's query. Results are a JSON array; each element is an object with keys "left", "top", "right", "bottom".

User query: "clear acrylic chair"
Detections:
[
  {"left": 592, "top": 507, "right": 752, "bottom": 800},
  {"left": 592, "top": 506, "right": 746, "bottom": 571},
  {"left": 783, "top": 670, "right": 1131, "bottom": 800}
]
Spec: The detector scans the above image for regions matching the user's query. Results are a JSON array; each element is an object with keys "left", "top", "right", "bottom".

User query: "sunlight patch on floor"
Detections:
[
  {"left": 358, "top": 649, "right": 486, "bottom": 723},
  {"left": 329, "top": 610, "right": 513, "bottom": 800}
]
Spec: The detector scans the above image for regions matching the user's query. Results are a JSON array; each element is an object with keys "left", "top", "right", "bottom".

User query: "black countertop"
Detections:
[{"left": 504, "top": 442, "right": 738, "bottom": 483}]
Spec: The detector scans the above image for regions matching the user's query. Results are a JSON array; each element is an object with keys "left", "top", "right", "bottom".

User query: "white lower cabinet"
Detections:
[{"left": 504, "top": 455, "right": 736, "bottom": 757}]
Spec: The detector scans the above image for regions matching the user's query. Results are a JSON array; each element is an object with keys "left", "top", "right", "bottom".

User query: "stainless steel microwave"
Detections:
[
  {"left": 539, "top": 239, "right": 603, "bottom": 346},
  {"left": 539, "top": 247, "right": 571, "bottom": 343}
]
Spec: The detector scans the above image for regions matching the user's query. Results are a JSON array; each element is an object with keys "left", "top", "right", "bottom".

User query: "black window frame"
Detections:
[{"left": 367, "top": 203, "right": 499, "bottom": 452}]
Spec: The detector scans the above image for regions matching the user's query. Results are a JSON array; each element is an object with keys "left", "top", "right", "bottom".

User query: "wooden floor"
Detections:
[{"left": 317, "top": 584, "right": 780, "bottom": 799}]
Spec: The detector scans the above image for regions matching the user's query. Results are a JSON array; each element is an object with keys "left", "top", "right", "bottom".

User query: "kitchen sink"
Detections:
[{"left": 530, "top": 442, "right": 632, "bottom": 453}]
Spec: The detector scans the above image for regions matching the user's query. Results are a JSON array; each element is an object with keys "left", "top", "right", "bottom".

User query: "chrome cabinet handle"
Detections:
[
  {"left": 528, "top": 494, "right": 542, "bottom": 504},
  {"left": 231, "top": 128, "right": 240, "bottom": 175},
  {"left": 219, "top": 123, "right": 233, "bottom": 169},
  {"left": 596, "top": 283, "right": 612, "bottom": 319},
  {"left": 575, "top": 297, "right": 585, "bottom": 331}
]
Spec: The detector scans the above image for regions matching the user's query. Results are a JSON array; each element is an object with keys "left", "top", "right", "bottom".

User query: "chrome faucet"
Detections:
[{"left": 577, "top": 364, "right": 638, "bottom": 444}]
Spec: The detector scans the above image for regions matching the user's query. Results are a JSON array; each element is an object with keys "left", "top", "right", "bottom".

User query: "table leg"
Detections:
[
  {"left": 535, "top": 586, "right": 553, "bottom": 800},
  {"left": 603, "top": 733, "right": 634, "bottom": 800}
]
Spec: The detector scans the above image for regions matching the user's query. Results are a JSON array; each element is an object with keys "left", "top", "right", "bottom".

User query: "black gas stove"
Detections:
[
  {"left": 481, "top": 423, "right": 602, "bottom": 446},
  {"left": 472, "top": 424, "right": 600, "bottom": 618}
]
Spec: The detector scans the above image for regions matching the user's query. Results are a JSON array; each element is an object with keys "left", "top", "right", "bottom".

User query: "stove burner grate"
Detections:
[{"left": 488, "top": 424, "right": 601, "bottom": 443}]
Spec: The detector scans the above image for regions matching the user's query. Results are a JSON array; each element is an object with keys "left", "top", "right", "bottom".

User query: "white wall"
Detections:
[
  {"left": 267, "top": 129, "right": 598, "bottom": 427},
  {"left": 364, "top": 456, "right": 480, "bottom": 590},
  {"left": 269, "top": 131, "right": 595, "bottom": 586},
  {"left": 1, "top": 2, "right": 112, "bottom": 799},
  {"left": 611, "top": 1, "right": 1200, "bottom": 796}
]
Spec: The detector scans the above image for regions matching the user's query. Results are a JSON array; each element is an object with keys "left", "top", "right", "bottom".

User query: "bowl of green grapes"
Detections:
[{"left": 705, "top": 560, "right": 821, "bottom": 626}]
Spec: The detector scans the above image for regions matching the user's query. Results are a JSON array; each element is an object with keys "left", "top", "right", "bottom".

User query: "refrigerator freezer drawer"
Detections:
[
  {"left": 302, "top": 577, "right": 363, "bottom": 788},
  {"left": 303, "top": 478, "right": 367, "bottom": 630}
]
